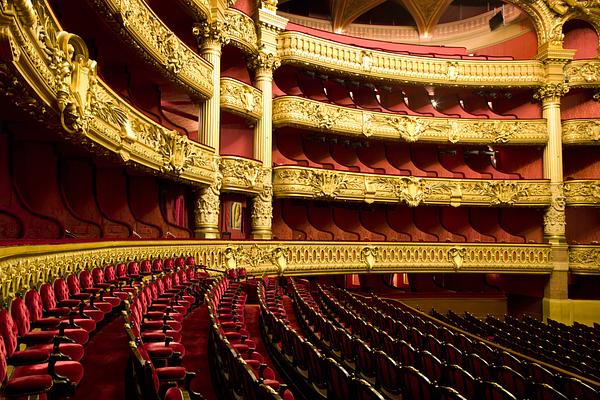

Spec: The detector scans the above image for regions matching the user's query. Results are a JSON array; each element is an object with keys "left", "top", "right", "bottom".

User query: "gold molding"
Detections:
[
  {"left": 220, "top": 77, "right": 262, "bottom": 120},
  {"left": 562, "top": 119, "right": 600, "bottom": 145},
  {"left": 0, "top": 0, "right": 216, "bottom": 186},
  {"left": 88, "top": 0, "right": 213, "bottom": 100},
  {"left": 277, "top": 32, "right": 545, "bottom": 87},
  {"left": 273, "top": 166, "right": 551, "bottom": 207},
  {"left": 224, "top": 8, "right": 258, "bottom": 54},
  {"left": 0, "top": 240, "right": 553, "bottom": 302},
  {"left": 220, "top": 156, "right": 266, "bottom": 194},
  {"left": 273, "top": 96, "right": 549, "bottom": 145},
  {"left": 565, "top": 60, "right": 600, "bottom": 88},
  {"left": 564, "top": 180, "right": 600, "bottom": 206},
  {"left": 175, "top": 0, "right": 210, "bottom": 21},
  {"left": 569, "top": 245, "right": 600, "bottom": 274}
]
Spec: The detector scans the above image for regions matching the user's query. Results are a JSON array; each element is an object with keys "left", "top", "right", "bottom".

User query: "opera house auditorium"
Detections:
[{"left": 2, "top": 0, "right": 600, "bottom": 398}]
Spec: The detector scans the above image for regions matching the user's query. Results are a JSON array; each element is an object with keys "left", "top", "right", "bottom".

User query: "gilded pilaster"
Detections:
[
  {"left": 194, "top": 21, "right": 229, "bottom": 151},
  {"left": 248, "top": 9, "right": 287, "bottom": 239}
]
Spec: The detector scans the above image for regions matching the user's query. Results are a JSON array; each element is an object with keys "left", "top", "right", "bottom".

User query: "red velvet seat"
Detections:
[
  {"left": 91, "top": 267, "right": 129, "bottom": 301},
  {"left": 140, "top": 259, "right": 153, "bottom": 276},
  {"left": 40, "top": 283, "right": 104, "bottom": 323},
  {"left": 0, "top": 337, "right": 53, "bottom": 399},
  {"left": 79, "top": 270, "right": 122, "bottom": 308},
  {"left": 0, "top": 311, "right": 84, "bottom": 386},
  {"left": 25, "top": 288, "right": 96, "bottom": 334},
  {"left": 66, "top": 275, "right": 113, "bottom": 314},
  {"left": 152, "top": 258, "right": 164, "bottom": 274}
]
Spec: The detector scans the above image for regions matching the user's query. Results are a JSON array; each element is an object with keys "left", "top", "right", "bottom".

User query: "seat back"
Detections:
[
  {"left": 444, "top": 364, "right": 477, "bottom": 399},
  {"left": 10, "top": 297, "right": 32, "bottom": 337},
  {"left": 530, "top": 382, "right": 569, "bottom": 400},
  {"left": 560, "top": 376, "right": 599, "bottom": 400},
  {"left": 186, "top": 256, "right": 195, "bottom": 266},
  {"left": 104, "top": 265, "right": 117, "bottom": 282},
  {"left": 479, "top": 380, "right": 517, "bottom": 400},
  {"left": 175, "top": 257, "right": 185, "bottom": 268},
  {"left": 374, "top": 350, "right": 401, "bottom": 394},
  {"left": 0, "top": 310, "right": 19, "bottom": 356},
  {"left": 128, "top": 261, "right": 140, "bottom": 276},
  {"left": 67, "top": 274, "right": 82, "bottom": 295},
  {"left": 401, "top": 365, "right": 435, "bottom": 400},
  {"left": 54, "top": 278, "right": 71, "bottom": 302},
  {"left": 0, "top": 337, "right": 8, "bottom": 384},
  {"left": 152, "top": 259, "right": 163, "bottom": 273},
  {"left": 495, "top": 365, "right": 527, "bottom": 399},
  {"left": 116, "top": 263, "right": 127, "bottom": 278},
  {"left": 128, "top": 341, "right": 161, "bottom": 400},
  {"left": 164, "top": 258, "right": 175, "bottom": 272},
  {"left": 92, "top": 267, "right": 106, "bottom": 284},
  {"left": 79, "top": 270, "right": 94, "bottom": 290},
  {"left": 326, "top": 357, "right": 353, "bottom": 400},
  {"left": 25, "top": 288, "right": 45, "bottom": 322},
  {"left": 40, "top": 282, "right": 58, "bottom": 309}
]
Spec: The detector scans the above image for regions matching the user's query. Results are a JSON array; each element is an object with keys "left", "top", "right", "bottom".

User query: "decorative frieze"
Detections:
[
  {"left": 0, "top": 240, "right": 553, "bottom": 303},
  {"left": 277, "top": 32, "right": 545, "bottom": 87},
  {"left": 220, "top": 156, "right": 266, "bottom": 193},
  {"left": 569, "top": 245, "right": 600, "bottom": 274},
  {"left": 273, "top": 97, "right": 548, "bottom": 144},
  {"left": 565, "top": 60, "right": 600, "bottom": 87},
  {"left": 89, "top": 0, "right": 213, "bottom": 99},
  {"left": 220, "top": 77, "right": 262, "bottom": 120},
  {"left": 273, "top": 166, "right": 551, "bottom": 207},
  {"left": 564, "top": 180, "right": 600, "bottom": 206},
  {"left": 562, "top": 119, "right": 600, "bottom": 144}
]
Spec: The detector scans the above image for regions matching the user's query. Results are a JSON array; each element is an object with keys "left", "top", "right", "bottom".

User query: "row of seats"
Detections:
[
  {"left": 259, "top": 277, "right": 385, "bottom": 400},
  {"left": 441, "top": 310, "right": 600, "bottom": 382},
  {"left": 122, "top": 257, "right": 209, "bottom": 400},
  {"left": 273, "top": 67, "right": 528, "bottom": 119},
  {"left": 330, "top": 286, "right": 599, "bottom": 400},
  {"left": 207, "top": 273, "right": 294, "bottom": 400}
]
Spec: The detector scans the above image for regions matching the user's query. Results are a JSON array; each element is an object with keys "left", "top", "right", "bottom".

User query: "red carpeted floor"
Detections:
[
  {"left": 72, "top": 315, "right": 128, "bottom": 400},
  {"left": 244, "top": 304, "right": 281, "bottom": 380},
  {"left": 180, "top": 305, "right": 219, "bottom": 400}
]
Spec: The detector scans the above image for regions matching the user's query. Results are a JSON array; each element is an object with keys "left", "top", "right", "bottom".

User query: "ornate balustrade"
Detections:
[
  {"left": 88, "top": 0, "right": 213, "bottom": 99},
  {"left": 220, "top": 156, "right": 267, "bottom": 194},
  {"left": 220, "top": 78, "right": 262, "bottom": 120},
  {"left": 277, "top": 32, "right": 545, "bottom": 87},
  {"left": 562, "top": 119, "right": 600, "bottom": 145},
  {"left": 224, "top": 8, "right": 259, "bottom": 54},
  {"left": 273, "top": 166, "right": 551, "bottom": 207},
  {"left": 175, "top": 0, "right": 210, "bottom": 21},
  {"left": 273, "top": 97, "right": 548, "bottom": 144},
  {"left": 564, "top": 180, "right": 600, "bottom": 206},
  {"left": 0, "top": 0, "right": 216, "bottom": 186},
  {"left": 0, "top": 240, "right": 554, "bottom": 303}
]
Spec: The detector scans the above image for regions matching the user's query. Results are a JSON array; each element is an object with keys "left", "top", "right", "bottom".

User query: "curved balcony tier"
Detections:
[
  {"left": 87, "top": 0, "right": 213, "bottom": 99},
  {"left": 565, "top": 180, "right": 600, "bottom": 206},
  {"left": 273, "top": 166, "right": 550, "bottom": 207},
  {"left": 220, "top": 77, "right": 263, "bottom": 120},
  {"left": 569, "top": 245, "right": 600, "bottom": 274},
  {"left": 220, "top": 156, "right": 266, "bottom": 194},
  {"left": 277, "top": 31, "right": 545, "bottom": 88},
  {"left": 565, "top": 60, "right": 600, "bottom": 88},
  {"left": 562, "top": 119, "right": 600, "bottom": 145},
  {"left": 0, "top": 0, "right": 216, "bottom": 186},
  {"left": 273, "top": 97, "right": 548, "bottom": 144}
]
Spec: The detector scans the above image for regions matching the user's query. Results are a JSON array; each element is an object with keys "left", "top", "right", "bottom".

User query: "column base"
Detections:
[
  {"left": 194, "top": 226, "right": 220, "bottom": 239},
  {"left": 251, "top": 228, "right": 272, "bottom": 240}
]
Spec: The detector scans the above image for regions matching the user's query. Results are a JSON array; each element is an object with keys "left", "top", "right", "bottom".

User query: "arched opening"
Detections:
[{"left": 562, "top": 19, "right": 599, "bottom": 59}]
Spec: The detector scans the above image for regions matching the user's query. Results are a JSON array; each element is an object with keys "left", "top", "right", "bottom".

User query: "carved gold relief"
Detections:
[
  {"left": 564, "top": 180, "right": 600, "bottom": 205},
  {"left": 273, "top": 166, "right": 552, "bottom": 207},
  {"left": 220, "top": 156, "right": 265, "bottom": 193},
  {"left": 224, "top": 9, "right": 258, "bottom": 54},
  {"left": 565, "top": 60, "right": 600, "bottom": 87},
  {"left": 569, "top": 245, "right": 600, "bottom": 274},
  {"left": 562, "top": 119, "right": 600, "bottom": 144},
  {"left": 0, "top": 240, "right": 554, "bottom": 302},
  {"left": 544, "top": 183, "right": 566, "bottom": 238},
  {"left": 220, "top": 77, "right": 262, "bottom": 120},
  {"left": 277, "top": 32, "right": 545, "bottom": 87},
  {"left": 90, "top": 0, "right": 213, "bottom": 99},
  {"left": 533, "top": 82, "right": 570, "bottom": 101},
  {"left": 273, "top": 97, "right": 548, "bottom": 144},
  {"left": 251, "top": 185, "right": 274, "bottom": 232}
]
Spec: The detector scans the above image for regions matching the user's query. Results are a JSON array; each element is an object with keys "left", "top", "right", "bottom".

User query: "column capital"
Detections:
[
  {"left": 193, "top": 21, "right": 230, "bottom": 49},
  {"left": 534, "top": 82, "right": 570, "bottom": 103},
  {"left": 248, "top": 50, "right": 280, "bottom": 75}
]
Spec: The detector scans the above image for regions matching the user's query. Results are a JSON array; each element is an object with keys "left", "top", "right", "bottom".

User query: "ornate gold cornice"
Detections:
[
  {"left": 565, "top": 60, "right": 600, "bottom": 87},
  {"left": 0, "top": 0, "right": 216, "bottom": 186},
  {"left": 569, "top": 245, "right": 600, "bottom": 274},
  {"left": 0, "top": 240, "right": 553, "bottom": 301},
  {"left": 223, "top": 8, "right": 258, "bottom": 54},
  {"left": 273, "top": 97, "right": 549, "bottom": 145},
  {"left": 220, "top": 156, "right": 267, "bottom": 194},
  {"left": 273, "top": 166, "right": 551, "bottom": 207},
  {"left": 174, "top": 0, "right": 210, "bottom": 21},
  {"left": 562, "top": 119, "right": 600, "bottom": 144},
  {"left": 277, "top": 32, "right": 545, "bottom": 87},
  {"left": 220, "top": 77, "right": 262, "bottom": 120},
  {"left": 564, "top": 180, "right": 600, "bottom": 206},
  {"left": 88, "top": 0, "right": 213, "bottom": 100}
]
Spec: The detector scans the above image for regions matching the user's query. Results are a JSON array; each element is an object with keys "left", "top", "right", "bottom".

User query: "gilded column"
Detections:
[
  {"left": 194, "top": 21, "right": 229, "bottom": 151},
  {"left": 534, "top": 45, "right": 575, "bottom": 322},
  {"left": 248, "top": 7, "right": 287, "bottom": 240},
  {"left": 192, "top": 22, "right": 228, "bottom": 238}
]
